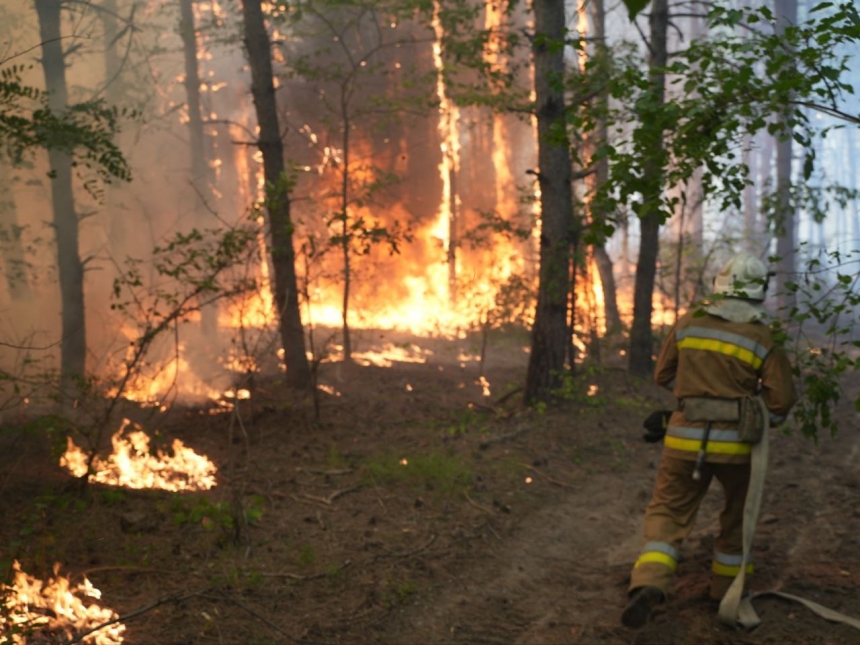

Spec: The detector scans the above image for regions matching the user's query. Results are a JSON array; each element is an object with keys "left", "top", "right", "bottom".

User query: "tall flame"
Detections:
[
  {"left": 431, "top": 1, "right": 461, "bottom": 302},
  {"left": 1, "top": 561, "right": 124, "bottom": 644}
]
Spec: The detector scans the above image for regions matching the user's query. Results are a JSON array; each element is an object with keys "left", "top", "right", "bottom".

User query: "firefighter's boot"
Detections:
[{"left": 621, "top": 586, "right": 664, "bottom": 628}]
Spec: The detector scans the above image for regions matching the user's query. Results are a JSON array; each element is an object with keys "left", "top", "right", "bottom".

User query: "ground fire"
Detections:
[
  {"left": 60, "top": 420, "right": 217, "bottom": 492},
  {"left": 1, "top": 561, "right": 124, "bottom": 644}
]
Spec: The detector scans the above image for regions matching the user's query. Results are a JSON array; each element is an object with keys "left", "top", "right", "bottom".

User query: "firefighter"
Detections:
[{"left": 621, "top": 252, "right": 798, "bottom": 629}]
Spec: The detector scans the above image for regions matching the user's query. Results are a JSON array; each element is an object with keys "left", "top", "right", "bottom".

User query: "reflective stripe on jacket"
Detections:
[{"left": 654, "top": 308, "right": 798, "bottom": 464}]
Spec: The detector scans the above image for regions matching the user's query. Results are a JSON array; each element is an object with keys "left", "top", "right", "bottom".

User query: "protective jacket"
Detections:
[
  {"left": 654, "top": 308, "right": 797, "bottom": 464},
  {"left": 629, "top": 305, "right": 797, "bottom": 600}
]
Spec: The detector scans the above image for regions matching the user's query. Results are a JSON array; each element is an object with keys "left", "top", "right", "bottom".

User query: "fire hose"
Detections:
[{"left": 717, "top": 397, "right": 860, "bottom": 631}]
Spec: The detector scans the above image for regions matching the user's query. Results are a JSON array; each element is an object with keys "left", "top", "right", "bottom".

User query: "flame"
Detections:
[
  {"left": 431, "top": 1, "right": 461, "bottom": 303},
  {"left": 1, "top": 561, "right": 124, "bottom": 644},
  {"left": 60, "top": 420, "right": 217, "bottom": 491},
  {"left": 477, "top": 375, "right": 491, "bottom": 397},
  {"left": 339, "top": 343, "right": 433, "bottom": 368}
]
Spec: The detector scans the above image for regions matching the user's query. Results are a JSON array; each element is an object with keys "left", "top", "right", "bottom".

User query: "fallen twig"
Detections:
[
  {"left": 62, "top": 588, "right": 211, "bottom": 645},
  {"left": 295, "top": 467, "right": 353, "bottom": 476},
  {"left": 520, "top": 463, "right": 577, "bottom": 489},
  {"left": 219, "top": 591, "right": 339, "bottom": 645},
  {"left": 479, "top": 424, "right": 530, "bottom": 449},
  {"left": 258, "top": 559, "right": 351, "bottom": 581},
  {"left": 292, "top": 484, "right": 362, "bottom": 507},
  {"left": 464, "top": 490, "right": 494, "bottom": 514},
  {"left": 376, "top": 533, "right": 437, "bottom": 560}
]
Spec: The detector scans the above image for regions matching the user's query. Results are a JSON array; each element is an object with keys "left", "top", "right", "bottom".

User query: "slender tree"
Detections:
[
  {"left": 627, "top": 0, "right": 668, "bottom": 375},
  {"left": 36, "top": 0, "right": 87, "bottom": 382},
  {"left": 775, "top": 0, "right": 798, "bottom": 313},
  {"left": 524, "top": 0, "right": 575, "bottom": 403},
  {"left": 241, "top": 0, "right": 311, "bottom": 388}
]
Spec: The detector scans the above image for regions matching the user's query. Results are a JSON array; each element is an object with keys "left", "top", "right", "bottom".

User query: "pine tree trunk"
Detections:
[
  {"left": 180, "top": 0, "right": 219, "bottom": 339},
  {"left": 241, "top": 0, "right": 311, "bottom": 389},
  {"left": 588, "top": 0, "right": 622, "bottom": 336},
  {"left": 524, "top": 0, "right": 575, "bottom": 404},
  {"left": 628, "top": 0, "right": 668, "bottom": 375},
  {"left": 774, "top": 0, "right": 797, "bottom": 313},
  {"left": 36, "top": 0, "right": 87, "bottom": 382}
]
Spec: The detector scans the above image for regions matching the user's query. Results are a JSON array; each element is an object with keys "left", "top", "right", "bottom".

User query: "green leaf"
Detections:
[{"left": 620, "top": 0, "right": 650, "bottom": 20}]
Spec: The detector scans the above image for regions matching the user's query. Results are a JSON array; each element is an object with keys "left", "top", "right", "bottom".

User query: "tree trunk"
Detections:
[
  {"left": 628, "top": 0, "right": 668, "bottom": 375},
  {"left": 774, "top": 0, "right": 797, "bottom": 313},
  {"left": 241, "top": 0, "right": 311, "bottom": 389},
  {"left": 36, "top": 0, "right": 87, "bottom": 382},
  {"left": 180, "top": 0, "right": 209, "bottom": 191},
  {"left": 180, "top": 0, "right": 219, "bottom": 340},
  {"left": 0, "top": 162, "right": 31, "bottom": 300},
  {"left": 587, "top": 0, "right": 622, "bottom": 336},
  {"left": 524, "top": 0, "right": 575, "bottom": 404},
  {"left": 341, "top": 101, "right": 352, "bottom": 360}
]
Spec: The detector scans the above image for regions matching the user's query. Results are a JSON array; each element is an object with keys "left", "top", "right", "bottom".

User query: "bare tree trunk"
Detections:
[
  {"left": 241, "top": 0, "right": 311, "bottom": 389},
  {"left": 180, "top": 0, "right": 219, "bottom": 340},
  {"left": 36, "top": 0, "right": 87, "bottom": 382},
  {"left": 340, "top": 100, "right": 352, "bottom": 360},
  {"left": 587, "top": 0, "right": 622, "bottom": 336},
  {"left": 774, "top": 0, "right": 797, "bottom": 313},
  {"left": 0, "top": 163, "right": 31, "bottom": 300},
  {"left": 525, "top": 0, "right": 575, "bottom": 404},
  {"left": 628, "top": 0, "right": 668, "bottom": 375},
  {"left": 180, "top": 0, "right": 209, "bottom": 191}
]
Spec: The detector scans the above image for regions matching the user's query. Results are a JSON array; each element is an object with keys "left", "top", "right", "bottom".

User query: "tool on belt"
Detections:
[{"left": 680, "top": 396, "right": 766, "bottom": 480}]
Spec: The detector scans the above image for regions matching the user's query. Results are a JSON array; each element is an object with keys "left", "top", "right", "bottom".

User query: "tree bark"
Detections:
[
  {"left": 524, "top": 0, "right": 575, "bottom": 404},
  {"left": 180, "top": 0, "right": 209, "bottom": 191},
  {"left": 627, "top": 0, "right": 668, "bottom": 376},
  {"left": 36, "top": 0, "right": 87, "bottom": 382},
  {"left": 241, "top": 0, "right": 311, "bottom": 388},
  {"left": 774, "top": 0, "right": 797, "bottom": 313},
  {"left": 587, "top": 0, "right": 622, "bottom": 336},
  {"left": 180, "top": 0, "right": 219, "bottom": 341}
]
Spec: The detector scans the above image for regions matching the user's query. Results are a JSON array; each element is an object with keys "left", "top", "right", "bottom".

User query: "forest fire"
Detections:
[
  {"left": 60, "top": 420, "right": 217, "bottom": 491},
  {"left": 1, "top": 561, "right": 124, "bottom": 644}
]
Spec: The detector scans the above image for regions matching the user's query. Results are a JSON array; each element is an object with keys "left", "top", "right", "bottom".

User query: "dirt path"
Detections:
[{"left": 382, "top": 392, "right": 860, "bottom": 645}]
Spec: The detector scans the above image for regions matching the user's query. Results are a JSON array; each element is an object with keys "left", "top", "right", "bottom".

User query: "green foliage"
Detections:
[
  {"left": 364, "top": 451, "right": 472, "bottom": 494},
  {"left": 585, "top": 2, "right": 860, "bottom": 238},
  {"left": 0, "top": 64, "right": 131, "bottom": 184},
  {"left": 770, "top": 247, "right": 860, "bottom": 440}
]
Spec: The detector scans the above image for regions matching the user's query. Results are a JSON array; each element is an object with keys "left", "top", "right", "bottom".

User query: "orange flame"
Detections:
[
  {"left": 1, "top": 561, "right": 124, "bottom": 644},
  {"left": 60, "top": 420, "right": 217, "bottom": 491}
]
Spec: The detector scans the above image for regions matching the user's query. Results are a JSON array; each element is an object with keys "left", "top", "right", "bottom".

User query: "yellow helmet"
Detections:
[{"left": 713, "top": 253, "right": 768, "bottom": 301}]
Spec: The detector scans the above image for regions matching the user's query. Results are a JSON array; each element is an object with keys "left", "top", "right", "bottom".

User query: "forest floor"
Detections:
[{"left": 1, "top": 328, "right": 860, "bottom": 645}]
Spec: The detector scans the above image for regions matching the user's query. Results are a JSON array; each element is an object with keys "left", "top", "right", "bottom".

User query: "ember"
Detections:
[
  {"left": 1, "top": 561, "right": 124, "bottom": 644},
  {"left": 60, "top": 420, "right": 217, "bottom": 491}
]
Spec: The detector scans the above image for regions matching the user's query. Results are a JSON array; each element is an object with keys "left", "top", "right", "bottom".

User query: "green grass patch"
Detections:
[{"left": 364, "top": 451, "right": 472, "bottom": 495}]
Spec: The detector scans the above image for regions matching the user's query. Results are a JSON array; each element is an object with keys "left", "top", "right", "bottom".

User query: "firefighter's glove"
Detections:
[{"left": 642, "top": 410, "right": 672, "bottom": 443}]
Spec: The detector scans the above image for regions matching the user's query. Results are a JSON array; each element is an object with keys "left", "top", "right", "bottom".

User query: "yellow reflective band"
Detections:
[
  {"left": 712, "top": 561, "right": 754, "bottom": 577},
  {"left": 663, "top": 435, "right": 752, "bottom": 455},
  {"left": 634, "top": 552, "right": 678, "bottom": 572},
  {"left": 677, "top": 337, "right": 764, "bottom": 370}
]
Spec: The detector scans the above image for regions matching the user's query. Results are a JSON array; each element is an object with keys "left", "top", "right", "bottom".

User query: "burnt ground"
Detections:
[{"left": 1, "top": 328, "right": 860, "bottom": 645}]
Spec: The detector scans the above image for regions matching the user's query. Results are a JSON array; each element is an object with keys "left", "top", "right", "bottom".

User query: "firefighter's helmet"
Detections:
[{"left": 712, "top": 253, "right": 768, "bottom": 301}]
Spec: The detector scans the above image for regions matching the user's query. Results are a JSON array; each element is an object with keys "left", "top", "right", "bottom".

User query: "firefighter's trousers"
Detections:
[{"left": 629, "top": 452, "right": 752, "bottom": 600}]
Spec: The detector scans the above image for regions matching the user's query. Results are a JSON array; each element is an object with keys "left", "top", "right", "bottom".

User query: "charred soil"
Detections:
[{"left": 1, "top": 330, "right": 859, "bottom": 645}]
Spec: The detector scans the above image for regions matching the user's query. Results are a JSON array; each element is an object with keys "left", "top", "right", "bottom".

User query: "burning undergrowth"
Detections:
[
  {"left": 60, "top": 419, "right": 217, "bottom": 492},
  {"left": 1, "top": 561, "right": 123, "bottom": 645}
]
